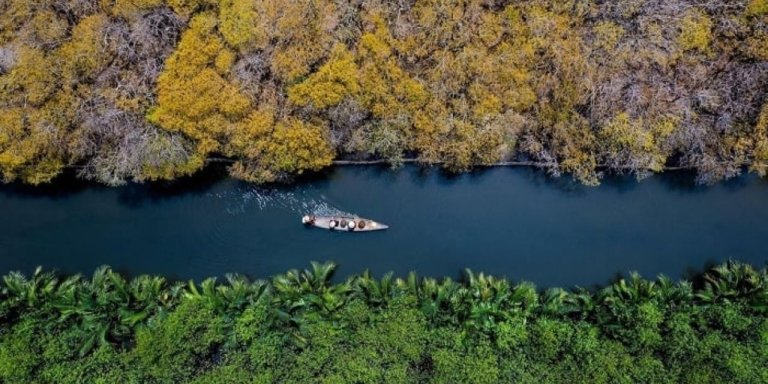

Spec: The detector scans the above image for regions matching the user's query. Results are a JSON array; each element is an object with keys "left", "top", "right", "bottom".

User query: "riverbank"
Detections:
[
  {"left": 64, "top": 156, "right": 713, "bottom": 173},
  {"left": 226, "top": 156, "right": 704, "bottom": 172},
  {"left": 1, "top": 261, "right": 766, "bottom": 383}
]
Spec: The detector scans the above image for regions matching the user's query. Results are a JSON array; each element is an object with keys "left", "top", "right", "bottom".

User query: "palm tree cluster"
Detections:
[
  {"left": 2, "top": 261, "right": 766, "bottom": 356},
  {"left": 2, "top": 260, "right": 768, "bottom": 382},
  {"left": 1, "top": 266, "right": 184, "bottom": 356}
]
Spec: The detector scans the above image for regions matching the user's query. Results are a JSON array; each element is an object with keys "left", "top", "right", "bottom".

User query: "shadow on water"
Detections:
[
  {"left": 586, "top": 256, "right": 768, "bottom": 292},
  {"left": 515, "top": 166, "right": 586, "bottom": 195},
  {"left": 434, "top": 166, "right": 509, "bottom": 187},
  {"left": 652, "top": 170, "right": 711, "bottom": 194},
  {"left": 3, "top": 163, "right": 750, "bottom": 205},
  {"left": 329, "top": 162, "right": 437, "bottom": 187},
  {"left": 596, "top": 256, "right": 767, "bottom": 293},
  {"left": 0, "top": 169, "right": 103, "bottom": 200},
  {"left": 682, "top": 258, "right": 724, "bottom": 289},
  {"left": 407, "top": 164, "right": 440, "bottom": 187},
  {"left": 116, "top": 164, "right": 231, "bottom": 208},
  {"left": 717, "top": 172, "right": 757, "bottom": 192},
  {"left": 523, "top": 166, "right": 754, "bottom": 197},
  {"left": 0, "top": 164, "right": 236, "bottom": 205},
  {"left": 628, "top": 168, "right": 755, "bottom": 195},
  {"left": 373, "top": 165, "right": 407, "bottom": 185},
  {"left": 114, "top": 161, "right": 346, "bottom": 208}
]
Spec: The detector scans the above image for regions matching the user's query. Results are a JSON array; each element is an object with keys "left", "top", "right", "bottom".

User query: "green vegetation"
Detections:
[
  {"left": 0, "top": 1, "right": 767, "bottom": 185},
  {"left": 1, "top": 261, "right": 767, "bottom": 383}
]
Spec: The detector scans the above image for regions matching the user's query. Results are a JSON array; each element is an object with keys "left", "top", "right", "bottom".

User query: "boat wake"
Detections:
[{"left": 210, "top": 187, "right": 352, "bottom": 217}]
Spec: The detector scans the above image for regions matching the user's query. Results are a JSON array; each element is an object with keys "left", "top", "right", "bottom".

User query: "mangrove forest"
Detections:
[
  {"left": 1, "top": 261, "right": 767, "bottom": 383},
  {"left": 1, "top": 0, "right": 767, "bottom": 185}
]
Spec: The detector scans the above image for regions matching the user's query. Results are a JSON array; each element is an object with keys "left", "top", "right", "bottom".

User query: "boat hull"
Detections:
[{"left": 303, "top": 216, "right": 389, "bottom": 232}]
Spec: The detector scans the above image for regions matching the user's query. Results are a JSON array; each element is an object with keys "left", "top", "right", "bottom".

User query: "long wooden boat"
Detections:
[{"left": 302, "top": 215, "right": 389, "bottom": 232}]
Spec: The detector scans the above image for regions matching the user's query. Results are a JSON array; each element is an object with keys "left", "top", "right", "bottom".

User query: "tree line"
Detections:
[
  {"left": 1, "top": 260, "right": 767, "bottom": 383},
  {"left": 0, "top": 0, "right": 767, "bottom": 185}
]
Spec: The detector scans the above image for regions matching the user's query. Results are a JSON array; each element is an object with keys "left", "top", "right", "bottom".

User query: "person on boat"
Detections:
[
  {"left": 329, "top": 219, "right": 338, "bottom": 229},
  {"left": 302, "top": 215, "right": 316, "bottom": 225}
]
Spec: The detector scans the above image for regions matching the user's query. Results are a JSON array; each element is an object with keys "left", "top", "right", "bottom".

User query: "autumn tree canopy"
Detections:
[{"left": 0, "top": 0, "right": 766, "bottom": 184}]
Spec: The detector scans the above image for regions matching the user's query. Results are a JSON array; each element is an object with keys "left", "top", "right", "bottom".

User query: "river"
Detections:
[{"left": 2, "top": 165, "right": 767, "bottom": 287}]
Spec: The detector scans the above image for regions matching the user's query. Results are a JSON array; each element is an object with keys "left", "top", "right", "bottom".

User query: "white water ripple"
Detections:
[{"left": 210, "top": 187, "right": 352, "bottom": 217}]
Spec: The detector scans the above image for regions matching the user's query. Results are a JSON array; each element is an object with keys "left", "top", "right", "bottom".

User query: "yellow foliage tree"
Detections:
[
  {"left": 0, "top": 107, "right": 66, "bottom": 184},
  {"left": 167, "top": 0, "right": 215, "bottom": 19},
  {"left": 357, "top": 15, "right": 428, "bottom": 120},
  {"left": 56, "top": 14, "right": 111, "bottom": 84},
  {"left": 0, "top": 108, "right": 30, "bottom": 181},
  {"left": 598, "top": 113, "right": 676, "bottom": 176},
  {"left": 518, "top": 5, "right": 597, "bottom": 183},
  {"left": 150, "top": 11, "right": 337, "bottom": 182},
  {"left": 0, "top": 1, "right": 32, "bottom": 44},
  {"left": 438, "top": 119, "right": 505, "bottom": 172},
  {"left": 593, "top": 21, "right": 625, "bottom": 51},
  {"left": 150, "top": 13, "right": 250, "bottom": 160},
  {"left": 264, "top": 119, "right": 335, "bottom": 174},
  {"left": 751, "top": 102, "right": 768, "bottom": 176},
  {"left": 110, "top": 0, "right": 165, "bottom": 18},
  {"left": 747, "top": 0, "right": 768, "bottom": 16},
  {"left": 23, "top": 9, "right": 69, "bottom": 47},
  {"left": 0, "top": 47, "right": 57, "bottom": 106},
  {"left": 677, "top": 9, "right": 713, "bottom": 53},
  {"left": 230, "top": 117, "right": 334, "bottom": 183},
  {"left": 0, "top": 41, "right": 71, "bottom": 184},
  {"left": 288, "top": 44, "right": 360, "bottom": 109},
  {"left": 266, "top": 0, "right": 338, "bottom": 82},
  {"left": 218, "top": 0, "right": 258, "bottom": 51}
]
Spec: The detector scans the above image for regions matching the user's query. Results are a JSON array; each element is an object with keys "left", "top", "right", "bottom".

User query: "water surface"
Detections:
[{"left": 2, "top": 166, "right": 767, "bottom": 287}]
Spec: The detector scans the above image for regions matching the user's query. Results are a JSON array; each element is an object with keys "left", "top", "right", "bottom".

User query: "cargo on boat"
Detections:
[{"left": 302, "top": 215, "right": 389, "bottom": 232}]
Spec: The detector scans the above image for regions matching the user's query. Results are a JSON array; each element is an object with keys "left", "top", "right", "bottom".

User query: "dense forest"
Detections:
[
  {"left": 0, "top": 261, "right": 767, "bottom": 382},
  {"left": 0, "top": 263, "right": 768, "bottom": 384},
  {"left": 0, "top": 0, "right": 767, "bottom": 185}
]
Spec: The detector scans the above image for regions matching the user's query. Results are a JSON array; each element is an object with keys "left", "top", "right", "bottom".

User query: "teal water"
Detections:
[{"left": 2, "top": 165, "right": 767, "bottom": 287}]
